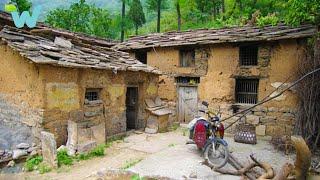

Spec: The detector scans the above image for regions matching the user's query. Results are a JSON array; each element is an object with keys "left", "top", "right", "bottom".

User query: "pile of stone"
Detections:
[{"left": 0, "top": 143, "right": 40, "bottom": 164}]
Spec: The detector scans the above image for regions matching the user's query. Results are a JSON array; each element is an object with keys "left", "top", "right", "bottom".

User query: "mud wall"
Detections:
[
  {"left": 0, "top": 45, "right": 44, "bottom": 150},
  {"left": 39, "top": 65, "right": 158, "bottom": 146},
  {"left": 141, "top": 39, "right": 304, "bottom": 136}
]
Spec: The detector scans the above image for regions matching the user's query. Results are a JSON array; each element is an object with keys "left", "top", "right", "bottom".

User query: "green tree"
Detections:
[
  {"left": 174, "top": 0, "right": 181, "bottom": 31},
  {"left": 146, "top": 0, "right": 168, "bottom": 33},
  {"left": 128, "top": 0, "right": 146, "bottom": 35},
  {"left": 285, "top": 0, "right": 320, "bottom": 26},
  {"left": 46, "top": 0, "right": 114, "bottom": 39},
  {"left": 10, "top": 0, "right": 31, "bottom": 12}
]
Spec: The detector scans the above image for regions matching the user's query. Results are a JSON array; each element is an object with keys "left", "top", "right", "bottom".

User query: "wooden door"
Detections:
[
  {"left": 178, "top": 86, "right": 198, "bottom": 122},
  {"left": 126, "top": 87, "right": 138, "bottom": 130}
]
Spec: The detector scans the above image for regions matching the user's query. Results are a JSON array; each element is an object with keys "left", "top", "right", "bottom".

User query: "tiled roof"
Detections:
[
  {"left": 0, "top": 26, "right": 161, "bottom": 74},
  {"left": 114, "top": 24, "right": 316, "bottom": 50}
]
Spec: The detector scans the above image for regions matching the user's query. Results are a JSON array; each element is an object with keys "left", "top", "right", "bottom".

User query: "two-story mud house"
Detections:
[{"left": 114, "top": 24, "right": 316, "bottom": 136}]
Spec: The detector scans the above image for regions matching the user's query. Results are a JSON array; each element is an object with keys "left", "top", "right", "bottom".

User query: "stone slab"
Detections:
[
  {"left": 91, "top": 122, "right": 106, "bottom": 145},
  {"left": 77, "top": 140, "right": 97, "bottom": 154},
  {"left": 41, "top": 131, "right": 58, "bottom": 168}
]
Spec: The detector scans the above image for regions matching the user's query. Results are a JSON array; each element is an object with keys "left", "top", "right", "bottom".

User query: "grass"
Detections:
[
  {"left": 131, "top": 174, "right": 145, "bottom": 180},
  {"left": 38, "top": 163, "right": 52, "bottom": 174},
  {"left": 57, "top": 150, "right": 73, "bottom": 167},
  {"left": 121, "top": 158, "right": 143, "bottom": 170},
  {"left": 168, "top": 143, "right": 176, "bottom": 147},
  {"left": 24, "top": 156, "right": 43, "bottom": 172},
  {"left": 168, "top": 123, "right": 180, "bottom": 131}
]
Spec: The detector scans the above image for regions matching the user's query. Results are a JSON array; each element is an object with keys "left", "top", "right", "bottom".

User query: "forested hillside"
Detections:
[{"left": 1, "top": 0, "right": 319, "bottom": 41}]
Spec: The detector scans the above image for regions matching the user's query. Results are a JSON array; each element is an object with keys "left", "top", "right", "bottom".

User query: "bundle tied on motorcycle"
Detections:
[{"left": 145, "top": 97, "right": 172, "bottom": 133}]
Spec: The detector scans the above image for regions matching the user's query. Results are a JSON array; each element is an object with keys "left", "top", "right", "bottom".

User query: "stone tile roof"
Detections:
[
  {"left": 0, "top": 11, "right": 117, "bottom": 47},
  {"left": 114, "top": 24, "right": 316, "bottom": 50},
  {"left": 0, "top": 26, "right": 161, "bottom": 74}
]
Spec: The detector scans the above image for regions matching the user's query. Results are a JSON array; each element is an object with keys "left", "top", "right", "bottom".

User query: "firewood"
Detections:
[{"left": 291, "top": 136, "right": 311, "bottom": 180}]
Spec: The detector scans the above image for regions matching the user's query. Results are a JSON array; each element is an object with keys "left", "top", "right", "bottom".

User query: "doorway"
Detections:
[
  {"left": 178, "top": 86, "right": 198, "bottom": 122},
  {"left": 126, "top": 87, "right": 138, "bottom": 130}
]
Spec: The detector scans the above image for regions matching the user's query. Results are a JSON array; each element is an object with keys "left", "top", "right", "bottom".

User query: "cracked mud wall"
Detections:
[
  {"left": 141, "top": 39, "right": 304, "bottom": 136},
  {"left": 0, "top": 45, "right": 44, "bottom": 150}
]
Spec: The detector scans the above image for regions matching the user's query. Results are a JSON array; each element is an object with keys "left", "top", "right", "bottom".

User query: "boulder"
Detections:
[
  {"left": 245, "top": 115, "right": 260, "bottom": 125},
  {"left": 0, "top": 149, "right": 4, "bottom": 156},
  {"left": 7, "top": 160, "right": 15, "bottom": 167},
  {"left": 12, "top": 149, "right": 28, "bottom": 160},
  {"left": 145, "top": 128, "right": 157, "bottom": 134},
  {"left": 41, "top": 131, "right": 58, "bottom": 168},
  {"left": 16, "top": 143, "right": 30, "bottom": 149},
  {"left": 77, "top": 141, "right": 97, "bottom": 154}
]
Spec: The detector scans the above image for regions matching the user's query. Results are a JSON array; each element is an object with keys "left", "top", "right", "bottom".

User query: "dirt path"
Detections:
[{"left": 0, "top": 128, "right": 295, "bottom": 180}]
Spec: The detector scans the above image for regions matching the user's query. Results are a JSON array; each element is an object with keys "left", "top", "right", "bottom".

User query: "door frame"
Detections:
[
  {"left": 126, "top": 85, "right": 139, "bottom": 130},
  {"left": 177, "top": 84, "right": 199, "bottom": 123}
]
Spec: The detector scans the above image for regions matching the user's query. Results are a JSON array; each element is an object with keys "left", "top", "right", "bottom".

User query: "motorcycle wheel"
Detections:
[{"left": 203, "top": 141, "right": 229, "bottom": 169}]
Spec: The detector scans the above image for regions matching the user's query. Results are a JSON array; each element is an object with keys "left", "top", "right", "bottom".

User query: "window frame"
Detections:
[
  {"left": 239, "top": 45, "right": 258, "bottom": 66},
  {"left": 179, "top": 49, "right": 195, "bottom": 67},
  {"left": 85, "top": 88, "right": 101, "bottom": 102},
  {"left": 135, "top": 51, "right": 147, "bottom": 64},
  {"left": 235, "top": 78, "right": 259, "bottom": 104}
]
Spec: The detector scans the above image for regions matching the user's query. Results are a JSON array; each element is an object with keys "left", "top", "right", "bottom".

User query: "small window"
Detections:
[
  {"left": 176, "top": 76, "right": 200, "bottom": 84},
  {"left": 239, "top": 45, "right": 258, "bottom": 66},
  {"left": 180, "top": 49, "right": 195, "bottom": 67},
  {"left": 135, "top": 51, "right": 147, "bottom": 64},
  {"left": 85, "top": 89, "right": 101, "bottom": 101},
  {"left": 235, "top": 79, "right": 259, "bottom": 104}
]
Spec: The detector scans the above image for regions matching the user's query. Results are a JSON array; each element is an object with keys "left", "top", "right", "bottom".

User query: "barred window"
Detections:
[
  {"left": 239, "top": 46, "right": 258, "bottom": 66},
  {"left": 180, "top": 49, "right": 195, "bottom": 67},
  {"left": 235, "top": 79, "right": 259, "bottom": 104},
  {"left": 85, "top": 89, "right": 101, "bottom": 101}
]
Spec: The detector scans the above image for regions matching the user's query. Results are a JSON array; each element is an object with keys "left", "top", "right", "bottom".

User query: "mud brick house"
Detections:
[
  {"left": 0, "top": 23, "right": 160, "bottom": 150},
  {"left": 114, "top": 24, "right": 316, "bottom": 136}
]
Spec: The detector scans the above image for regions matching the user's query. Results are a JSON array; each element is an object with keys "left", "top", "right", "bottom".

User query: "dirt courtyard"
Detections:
[{"left": 1, "top": 127, "right": 295, "bottom": 180}]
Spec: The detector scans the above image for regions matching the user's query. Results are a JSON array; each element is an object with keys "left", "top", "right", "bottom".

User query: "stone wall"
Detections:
[
  {"left": 138, "top": 39, "right": 305, "bottom": 137},
  {"left": 0, "top": 45, "right": 44, "bottom": 150}
]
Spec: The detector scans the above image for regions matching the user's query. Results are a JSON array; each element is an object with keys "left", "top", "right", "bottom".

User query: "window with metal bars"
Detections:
[
  {"left": 85, "top": 89, "right": 101, "bottom": 101},
  {"left": 239, "top": 45, "right": 258, "bottom": 66},
  {"left": 235, "top": 79, "right": 259, "bottom": 104}
]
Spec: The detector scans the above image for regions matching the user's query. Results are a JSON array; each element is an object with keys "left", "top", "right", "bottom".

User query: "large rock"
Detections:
[
  {"left": 12, "top": 149, "right": 27, "bottom": 159},
  {"left": 66, "top": 120, "right": 78, "bottom": 156},
  {"left": 16, "top": 143, "right": 30, "bottom": 149},
  {"left": 41, "top": 131, "right": 58, "bottom": 168},
  {"left": 245, "top": 115, "right": 260, "bottom": 126},
  {"left": 91, "top": 122, "right": 106, "bottom": 145},
  {"left": 77, "top": 141, "right": 97, "bottom": 154}
]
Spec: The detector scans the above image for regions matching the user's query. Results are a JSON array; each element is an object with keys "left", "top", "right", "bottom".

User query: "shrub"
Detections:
[
  {"left": 88, "top": 144, "right": 105, "bottom": 157},
  {"left": 57, "top": 150, "right": 73, "bottom": 167},
  {"left": 24, "top": 156, "right": 43, "bottom": 172}
]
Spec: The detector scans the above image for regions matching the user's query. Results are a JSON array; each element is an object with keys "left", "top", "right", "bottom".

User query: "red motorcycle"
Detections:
[{"left": 187, "top": 101, "right": 229, "bottom": 169}]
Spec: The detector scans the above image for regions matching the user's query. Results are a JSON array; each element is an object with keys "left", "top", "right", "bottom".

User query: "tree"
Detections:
[
  {"left": 146, "top": 0, "right": 168, "bottom": 33},
  {"left": 120, "top": 0, "right": 129, "bottom": 42},
  {"left": 128, "top": 0, "right": 146, "bottom": 35},
  {"left": 46, "top": 0, "right": 114, "bottom": 39},
  {"left": 10, "top": 0, "right": 31, "bottom": 12},
  {"left": 175, "top": 0, "right": 181, "bottom": 31}
]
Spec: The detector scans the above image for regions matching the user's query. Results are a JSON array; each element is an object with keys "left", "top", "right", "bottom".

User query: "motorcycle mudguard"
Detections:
[
  {"left": 193, "top": 121, "right": 207, "bottom": 149},
  {"left": 203, "top": 137, "right": 228, "bottom": 152}
]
